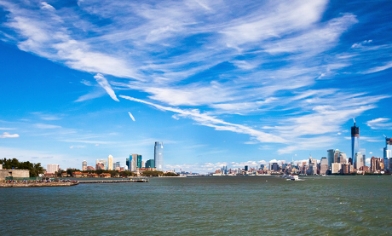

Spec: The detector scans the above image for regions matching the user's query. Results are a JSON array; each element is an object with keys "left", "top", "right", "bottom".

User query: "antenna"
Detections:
[{"left": 353, "top": 118, "right": 356, "bottom": 125}]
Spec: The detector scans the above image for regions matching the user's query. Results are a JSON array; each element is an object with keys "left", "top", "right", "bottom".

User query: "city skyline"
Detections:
[{"left": 1, "top": 0, "right": 392, "bottom": 173}]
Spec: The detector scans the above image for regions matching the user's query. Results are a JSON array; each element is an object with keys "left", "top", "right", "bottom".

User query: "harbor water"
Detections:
[{"left": 1, "top": 175, "right": 392, "bottom": 235}]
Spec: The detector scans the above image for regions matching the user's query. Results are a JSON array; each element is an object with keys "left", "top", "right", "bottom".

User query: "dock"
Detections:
[{"left": 77, "top": 178, "right": 149, "bottom": 184}]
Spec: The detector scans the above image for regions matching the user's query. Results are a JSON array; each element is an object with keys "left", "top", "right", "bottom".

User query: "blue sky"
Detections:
[{"left": 1, "top": 0, "right": 392, "bottom": 173}]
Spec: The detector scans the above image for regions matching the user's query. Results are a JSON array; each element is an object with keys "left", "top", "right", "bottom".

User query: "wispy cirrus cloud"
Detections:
[
  {"left": 1, "top": 0, "right": 391, "bottom": 157},
  {"left": 366, "top": 118, "right": 392, "bottom": 130},
  {"left": 93, "top": 73, "right": 119, "bottom": 102},
  {"left": 120, "top": 95, "right": 286, "bottom": 143},
  {"left": 34, "top": 123, "right": 62, "bottom": 129}
]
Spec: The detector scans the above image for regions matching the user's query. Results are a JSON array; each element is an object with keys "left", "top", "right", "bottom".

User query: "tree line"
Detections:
[{"left": 0, "top": 158, "right": 44, "bottom": 177}]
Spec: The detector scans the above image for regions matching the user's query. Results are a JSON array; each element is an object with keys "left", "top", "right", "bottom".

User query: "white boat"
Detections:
[{"left": 286, "top": 175, "right": 303, "bottom": 181}]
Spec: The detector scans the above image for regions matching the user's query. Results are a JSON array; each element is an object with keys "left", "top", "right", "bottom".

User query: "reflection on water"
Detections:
[{"left": 1, "top": 175, "right": 391, "bottom": 235}]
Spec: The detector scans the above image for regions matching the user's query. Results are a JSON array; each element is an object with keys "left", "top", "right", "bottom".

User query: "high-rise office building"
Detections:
[
  {"left": 308, "top": 157, "right": 318, "bottom": 175},
  {"left": 154, "top": 142, "right": 164, "bottom": 171},
  {"left": 351, "top": 120, "right": 359, "bottom": 166},
  {"left": 383, "top": 137, "right": 392, "bottom": 171},
  {"left": 47, "top": 164, "right": 59, "bottom": 174},
  {"left": 129, "top": 154, "right": 142, "bottom": 171},
  {"left": 339, "top": 152, "right": 348, "bottom": 164},
  {"left": 354, "top": 152, "right": 364, "bottom": 170},
  {"left": 126, "top": 157, "right": 130, "bottom": 170},
  {"left": 82, "top": 160, "right": 87, "bottom": 171},
  {"left": 327, "top": 149, "right": 334, "bottom": 168},
  {"left": 319, "top": 157, "right": 328, "bottom": 175},
  {"left": 333, "top": 149, "right": 341, "bottom": 163},
  {"left": 108, "top": 155, "right": 114, "bottom": 171},
  {"left": 137, "top": 155, "right": 142, "bottom": 168},
  {"left": 145, "top": 159, "right": 155, "bottom": 168},
  {"left": 370, "top": 157, "right": 384, "bottom": 173}
]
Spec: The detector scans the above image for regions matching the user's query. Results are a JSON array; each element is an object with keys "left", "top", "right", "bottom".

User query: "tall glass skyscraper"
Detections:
[
  {"left": 154, "top": 142, "right": 163, "bottom": 171},
  {"left": 351, "top": 121, "right": 359, "bottom": 166}
]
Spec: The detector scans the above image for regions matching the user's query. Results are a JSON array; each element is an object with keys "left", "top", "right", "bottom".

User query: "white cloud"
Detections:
[
  {"left": 32, "top": 112, "right": 62, "bottom": 121},
  {"left": 351, "top": 39, "right": 372, "bottom": 48},
  {"left": 0, "top": 132, "right": 19, "bottom": 138},
  {"left": 40, "top": 2, "right": 55, "bottom": 11},
  {"left": 69, "top": 145, "right": 85, "bottom": 149},
  {"left": 366, "top": 118, "right": 392, "bottom": 130},
  {"left": 75, "top": 89, "right": 106, "bottom": 102},
  {"left": 362, "top": 61, "right": 392, "bottom": 74},
  {"left": 1, "top": 0, "right": 391, "bottom": 161},
  {"left": 35, "top": 123, "right": 62, "bottom": 129},
  {"left": 93, "top": 73, "right": 119, "bottom": 102},
  {"left": 128, "top": 112, "right": 136, "bottom": 121},
  {"left": 120, "top": 95, "right": 286, "bottom": 143}
]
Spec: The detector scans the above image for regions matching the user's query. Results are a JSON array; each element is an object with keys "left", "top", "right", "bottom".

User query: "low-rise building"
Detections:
[{"left": 0, "top": 169, "right": 30, "bottom": 180}]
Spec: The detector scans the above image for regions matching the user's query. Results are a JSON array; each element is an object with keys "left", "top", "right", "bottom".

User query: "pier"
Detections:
[{"left": 77, "top": 178, "right": 149, "bottom": 184}]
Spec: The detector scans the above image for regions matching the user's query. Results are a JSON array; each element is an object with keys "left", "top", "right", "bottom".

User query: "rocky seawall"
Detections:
[{"left": 0, "top": 182, "right": 79, "bottom": 188}]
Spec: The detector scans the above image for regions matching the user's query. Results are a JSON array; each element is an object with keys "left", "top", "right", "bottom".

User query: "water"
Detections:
[{"left": 1, "top": 175, "right": 392, "bottom": 235}]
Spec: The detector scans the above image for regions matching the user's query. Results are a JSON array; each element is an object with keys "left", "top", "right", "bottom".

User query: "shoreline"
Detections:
[{"left": 0, "top": 182, "right": 79, "bottom": 188}]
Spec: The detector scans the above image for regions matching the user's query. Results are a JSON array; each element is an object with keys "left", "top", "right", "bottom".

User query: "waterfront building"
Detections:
[
  {"left": 82, "top": 160, "right": 87, "bottom": 171},
  {"left": 47, "top": 164, "right": 59, "bottom": 174},
  {"left": 389, "top": 157, "right": 392, "bottom": 171},
  {"left": 145, "top": 159, "right": 155, "bottom": 168},
  {"left": 126, "top": 157, "right": 130, "bottom": 170},
  {"left": 96, "top": 159, "right": 106, "bottom": 170},
  {"left": 114, "top": 162, "right": 120, "bottom": 171},
  {"left": 331, "top": 163, "right": 341, "bottom": 174},
  {"left": 331, "top": 149, "right": 341, "bottom": 164},
  {"left": 154, "top": 142, "right": 164, "bottom": 171},
  {"left": 87, "top": 166, "right": 95, "bottom": 171},
  {"left": 319, "top": 157, "right": 328, "bottom": 175},
  {"left": 327, "top": 149, "right": 335, "bottom": 168},
  {"left": 370, "top": 157, "right": 383, "bottom": 173},
  {"left": 108, "top": 155, "right": 114, "bottom": 171},
  {"left": 244, "top": 165, "right": 249, "bottom": 171},
  {"left": 129, "top": 154, "right": 142, "bottom": 171},
  {"left": 307, "top": 157, "right": 318, "bottom": 175},
  {"left": 384, "top": 137, "right": 392, "bottom": 171},
  {"left": 341, "top": 164, "right": 350, "bottom": 174},
  {"left": 271, "top": 163, "right": 278, "bottom": 172},
  {"left": 354, "top": 152, "right": 364, "bottom": 170},
  {"left": 351, "top": 120, "right": 360, "bottom": 166},
  {"left": 137, "top": 155, "right": 142, "bottom": 168},
  {"left": 339, "top": 152, "right": 348, "bottom": 164}
]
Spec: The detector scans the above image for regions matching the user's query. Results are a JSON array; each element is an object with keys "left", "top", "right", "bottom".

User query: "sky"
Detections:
[{"left": 1, "top": 0, "right": 392, "bottom": 173}]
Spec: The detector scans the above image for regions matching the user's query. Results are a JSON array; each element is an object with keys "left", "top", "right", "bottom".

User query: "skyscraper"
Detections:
[
  {"left": 355, "top": 152, "right": 364, "bottom": 170},
  {"left": 319, "top": 157, "right": 328, "bottom": 175},
  {"left": 108, "top": 155, "right": 114, "bottom": 171},
  {"left": 351, "top": 120, "right": 359, "bottom": 166},
  {"left": 126, "top": 157, "right": 130, "bottom": 170},
  {"left": 137, "top": 155, "right": 142, "bottom": 168},
  {"left": 154, "top": 142, "right": 163, "bottom": 171},
  {"left": 129, "top": 154, "right": 142, "bottom": 171},
  {"left": 383, "top": 137, "right": 392, "bottom": 171},
  {"left": 82, "top": 160, "right": 87, "bottom": 171},
  {"left": 327, "top": 149, "right": 335, "bottom": 168}
]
